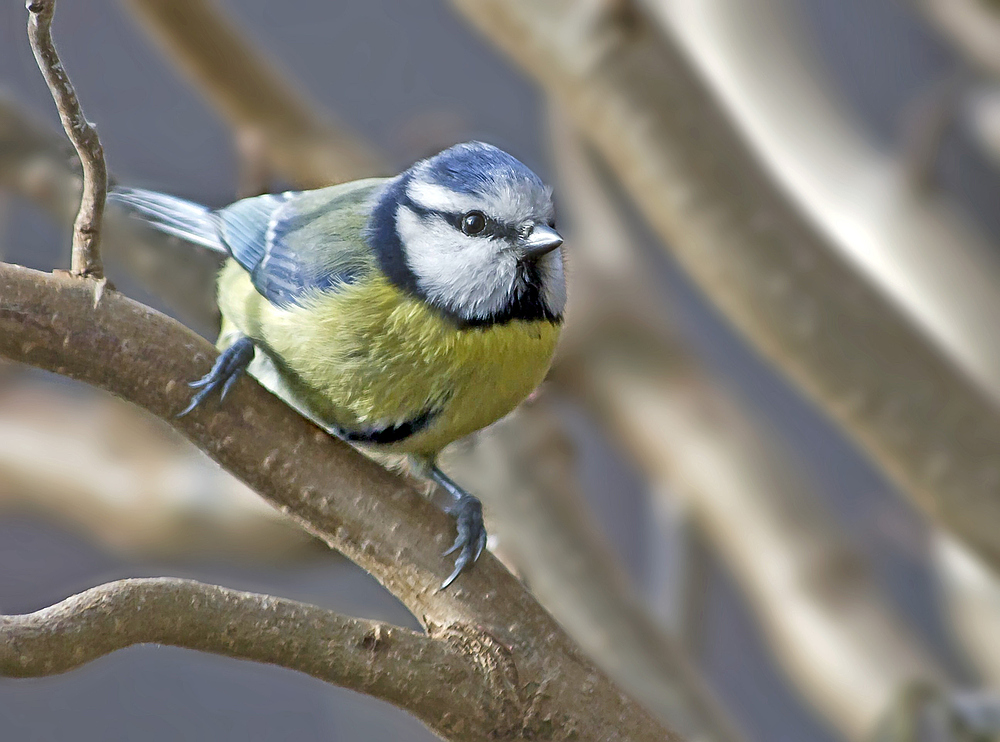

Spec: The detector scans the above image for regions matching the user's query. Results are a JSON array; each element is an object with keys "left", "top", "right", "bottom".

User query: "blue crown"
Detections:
[{"left": 420, "top": 141, "right": 544, "bottom": 196}]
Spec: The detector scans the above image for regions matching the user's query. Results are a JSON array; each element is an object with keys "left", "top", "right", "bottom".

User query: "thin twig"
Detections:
[{"left": 26, "top": 0, "right": 106, "bottom": 279}]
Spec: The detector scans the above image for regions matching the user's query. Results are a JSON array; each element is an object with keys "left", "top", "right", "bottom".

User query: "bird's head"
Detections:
[{"left": 369, "top": 141, "right": 565, "bottom": 326}]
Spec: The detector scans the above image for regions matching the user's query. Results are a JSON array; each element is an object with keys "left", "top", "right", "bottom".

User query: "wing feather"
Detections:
[{"left": 215, "top": 179, "right": 388, "bottom": 307}]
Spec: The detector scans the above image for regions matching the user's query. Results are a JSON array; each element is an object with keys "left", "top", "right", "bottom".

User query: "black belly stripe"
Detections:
[
  {"left": 253, "top": 340, "right": 441, "bottom": 446},
  {"left": 338, "top": 408, "right": 437, "bottom": 445}
]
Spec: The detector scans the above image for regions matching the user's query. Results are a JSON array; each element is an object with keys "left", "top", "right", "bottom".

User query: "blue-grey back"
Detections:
[{"left": 217, "top": 178, "right": 388, "bottom": 307}]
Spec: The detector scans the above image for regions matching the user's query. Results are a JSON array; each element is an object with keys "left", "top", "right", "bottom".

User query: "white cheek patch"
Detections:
[{"left": 397, "top": 205, "right": 520, "bottom": 319}]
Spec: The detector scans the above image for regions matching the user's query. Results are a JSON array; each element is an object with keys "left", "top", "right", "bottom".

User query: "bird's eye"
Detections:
[{"left": 461, "top": 211, "right": 487, "bottom": 236}]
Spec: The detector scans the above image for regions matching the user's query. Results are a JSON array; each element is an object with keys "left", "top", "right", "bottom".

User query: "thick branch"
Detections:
[
  {"left": 443, "top": 402, "right": 743, "bottom": 742},
  {"left": 121, "top": 0, "right": 385, "bottom": 187},
  {"left": 0, "top": 577, "right": 478, "bottom": 723},
  {"left": 447, "top": 0, "right": 1000, "bottom": 571},
  {"left": 26, "top": 0, "right": 106, "bottom": 278},
  {"left": 0, "top": 261, "right": 672, "bottom": 742}
]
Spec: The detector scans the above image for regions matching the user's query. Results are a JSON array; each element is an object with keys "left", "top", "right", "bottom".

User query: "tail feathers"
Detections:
[{"left": 108, "top": 187, "right": 227, "bottom": 253}]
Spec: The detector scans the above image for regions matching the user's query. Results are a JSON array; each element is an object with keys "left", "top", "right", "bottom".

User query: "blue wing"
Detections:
[{"left": 215, "top": 179, "right": 387, "bottom": 308}]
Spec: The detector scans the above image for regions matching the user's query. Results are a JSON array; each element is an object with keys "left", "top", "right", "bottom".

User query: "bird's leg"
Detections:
[
  {"left": 177, "top": 335, "right": 256, "bottom": 417},
  {"left": 423, "top": 462, "right": 487, "bottom": 589}
]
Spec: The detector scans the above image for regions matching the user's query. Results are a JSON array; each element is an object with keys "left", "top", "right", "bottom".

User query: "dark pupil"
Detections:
[{"left": 462, "top": 211, "right": 487, "bottom": 235}]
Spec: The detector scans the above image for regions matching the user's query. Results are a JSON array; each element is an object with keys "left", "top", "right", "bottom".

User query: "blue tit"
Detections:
[{"left": 109, "top": 141, "right": 566, "bottom": 588}]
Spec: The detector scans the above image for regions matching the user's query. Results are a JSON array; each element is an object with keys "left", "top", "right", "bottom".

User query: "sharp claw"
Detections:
[
  {"left": 219, "top": 370, "right": 242, "bottom": 400},
  {"left": 440, "top": 563, "right": 464, "bottom": 590},
  {"left": 177, "top": 337, "right": 255, "bottom": 417},
  {"left": 429, "top": 467, "right": 488, "bottom": 589},
  {"left": 442, "top": 549, "right": 473, "bottom": 590},
  {"left": 176, "top": 386, "right": 211, "bottom": 418}
]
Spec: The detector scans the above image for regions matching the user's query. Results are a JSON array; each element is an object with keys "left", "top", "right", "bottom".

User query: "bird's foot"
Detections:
[
  {"left": 177, "top": 336, "right": 255, "bottom": 417},
  {"left": 429, "top": 465, "right": 487, "bottom": 589},
  {"left": 442, "top": 494, "right": 487, "bottom": 589}
]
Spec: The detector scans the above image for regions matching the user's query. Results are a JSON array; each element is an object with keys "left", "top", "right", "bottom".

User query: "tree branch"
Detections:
[
  {"left": 446, "top": 0, "right": 1000, "bottom": 573},
  {"left": 0, "top": 577, "right": 479, "bottom": 718},
  {"left": 120, "top": 0, "right": 386, "bottom": 188},
  {"left": 26, "top": 0, "right": 106, "bottom": 279},
  {"left": 562, "top": 340, "right": 958, "bottom": 741},
  {"left": 443, "top": 402, "right": 744, "bottom": 742},
  {"left": 0, "top": 260, "right": 673, "bottom": 742}
]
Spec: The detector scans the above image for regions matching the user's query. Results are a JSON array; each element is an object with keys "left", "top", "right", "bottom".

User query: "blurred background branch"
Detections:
[
  {"left": 543, "top": 113, "right": 981, "bottom": 742},
  {"left": 912, "top": 0, "right": 1000, "bottom": 78},
  {"left": 0, "top": 377, "right": 319, "bottom": 562},
  {"left": 447, "top": 0, "right": 1000, "bottom": 579},
  {"left": 121, "top": 0, "right": 386, "bottom": 187}
]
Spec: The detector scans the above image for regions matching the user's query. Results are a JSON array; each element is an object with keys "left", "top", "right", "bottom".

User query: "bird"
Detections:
[{"left": 108, "top": 141, "right": 566, "bottom": 588}]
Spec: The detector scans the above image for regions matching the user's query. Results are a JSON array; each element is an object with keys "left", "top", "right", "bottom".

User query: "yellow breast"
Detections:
[{"left": 216, "top": 261, "right": 561, "bottom": 456}]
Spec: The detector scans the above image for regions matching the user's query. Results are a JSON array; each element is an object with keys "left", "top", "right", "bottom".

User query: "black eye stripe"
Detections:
[{"left": 401, "top": 194, "right": 521, "bottom": 241}]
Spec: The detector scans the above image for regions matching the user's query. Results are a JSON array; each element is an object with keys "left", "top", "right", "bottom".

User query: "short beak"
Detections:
[{"left": 521, "top": 224, "right": 564, "bottom": 260}]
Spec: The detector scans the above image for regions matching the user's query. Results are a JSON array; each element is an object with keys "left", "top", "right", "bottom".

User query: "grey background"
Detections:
[{"left": 1, "top": 0, "right": 997, "bottom": 740}]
